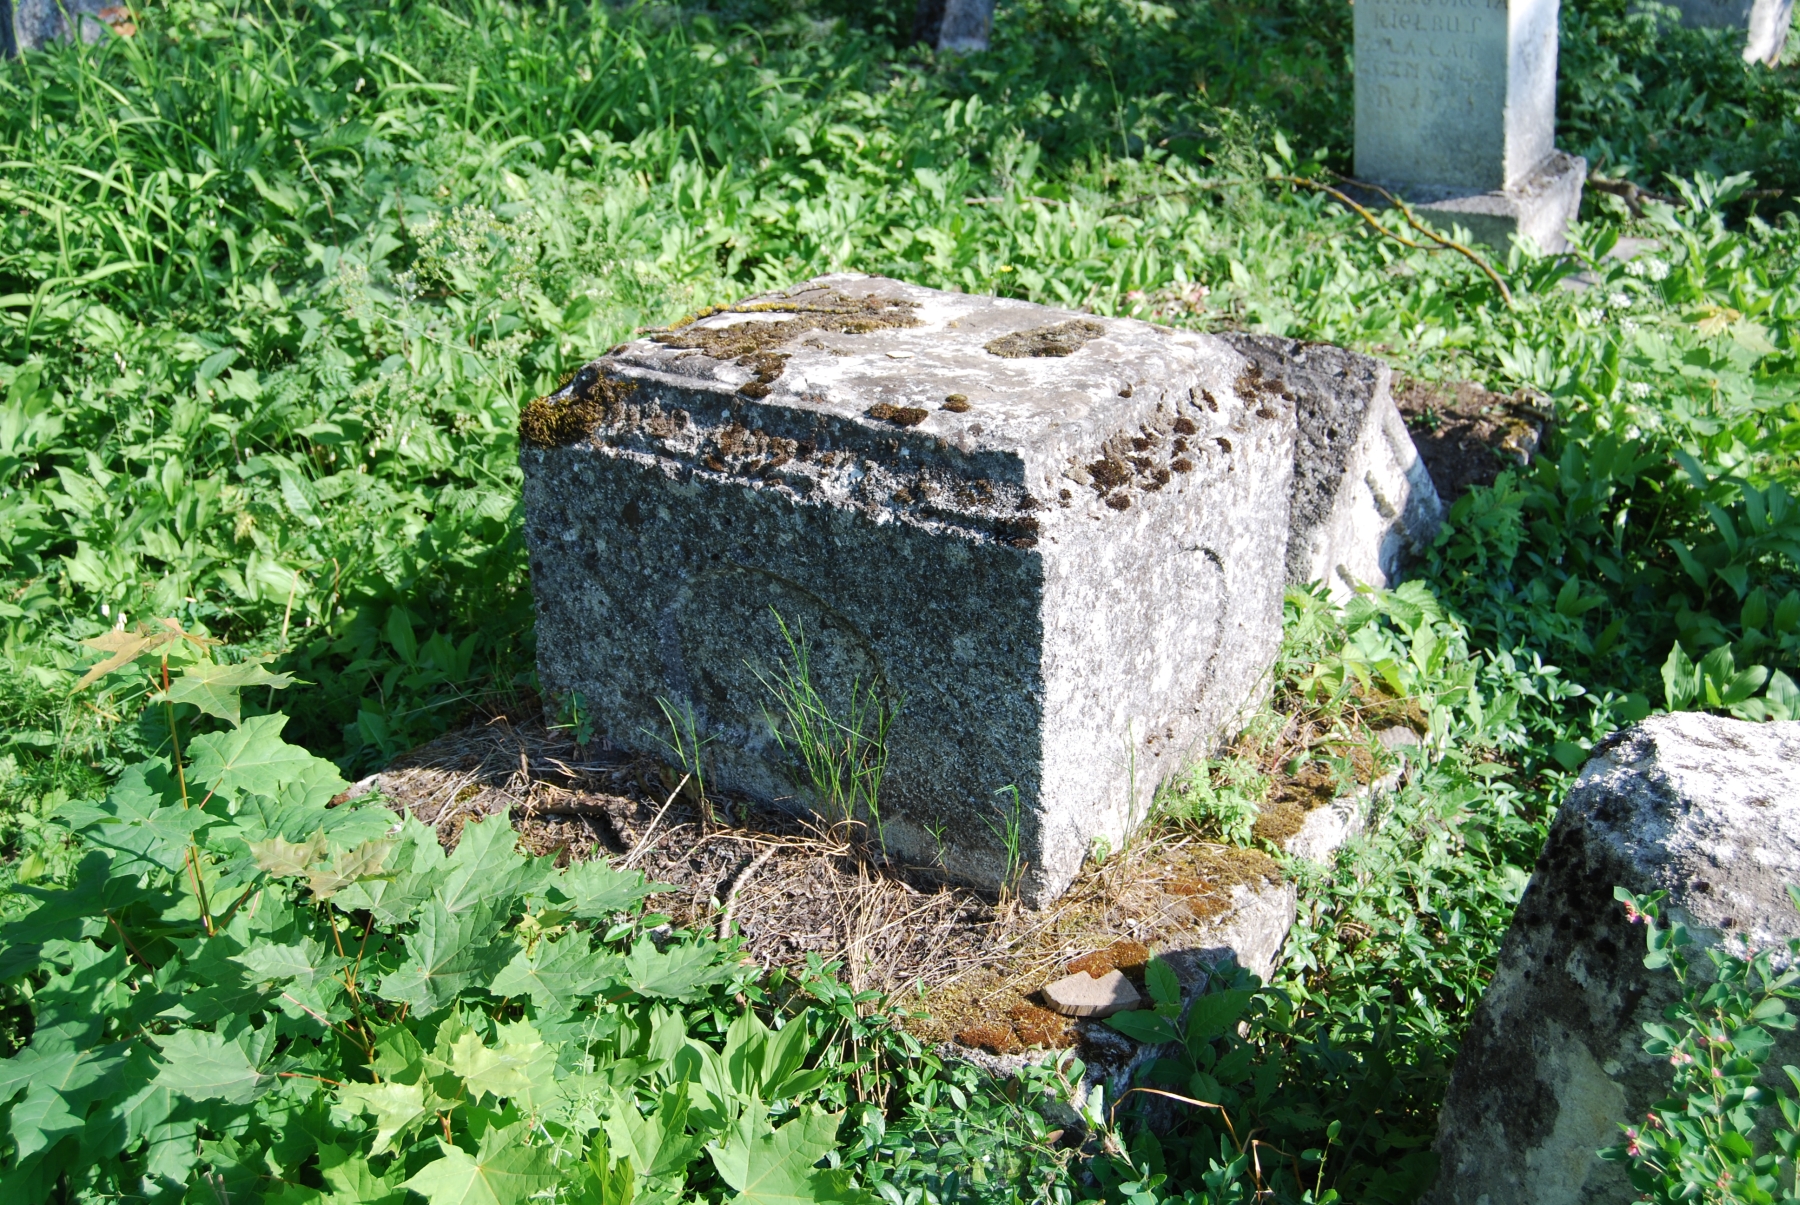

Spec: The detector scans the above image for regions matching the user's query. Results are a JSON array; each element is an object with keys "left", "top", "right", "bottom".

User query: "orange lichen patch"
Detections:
[
  {"left": 1066, "top": 940, "right": 1152, "bottom": 980},
  {"left": 955, "top": 1022, "right": 1021, "bottom": 1055},
  {"left": 1009, "top": 1001, "right": 1077, "bottom": 1050}
]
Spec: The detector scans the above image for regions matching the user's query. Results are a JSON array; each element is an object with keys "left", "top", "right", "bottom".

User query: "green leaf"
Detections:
[
  {"left": 551, "top": 859, "right": 663, "bottom": 919},
  {"left": 1104, "top": 1010, "right": 1180, "bottom": 1046},
  {"left": 1145, "top": 956, "right": 1181, "bottom": 1012},
  {"left": 617, "top": 938, "right": 737, "bottom": 1001},
  {"left": 377, "top": 899, "right": 515, "bottom": 1014},
  {"left": 337, "top": 1081, "right": 429, "bottom": 1156},
  {"left": 187, "top": 714, "right": 338, "bottom": 803},
  {"left": 1184, "top": 989, "right": 1253, "bottom": 1046},
  {"left": 489, "top": 933, "right": 617, "bottom": 1014},
  {"left": 151, "top": 1029, "right": 270, "bottom": 1104},
  {"left": 708, "top": 1109, "right": 867, "bottom": 1205},
  {"left": 447, "top": 1021, "right": 559, "bottom": 1108},
  {"left": 163, "top": 659, "right": 295, "bottom": 727},
  {"left": 438, "top": 815, "right": 539, "bottom": 914},
  {"left": 403, "top": 1127, "right": 559, "bottom": 1205}
]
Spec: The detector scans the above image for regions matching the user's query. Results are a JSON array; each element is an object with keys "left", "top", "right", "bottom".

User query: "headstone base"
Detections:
[{"left": 1406, "top": 151, "right": 1588, "bottom": 254}]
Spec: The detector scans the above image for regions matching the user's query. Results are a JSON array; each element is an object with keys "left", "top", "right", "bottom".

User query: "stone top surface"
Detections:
[{"left": 579, "top": 273, "right": 1252, "bottom": 499}]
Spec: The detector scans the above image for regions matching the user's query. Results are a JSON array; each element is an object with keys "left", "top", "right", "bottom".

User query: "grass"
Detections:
[{"left": 0, "top": 0, "right": 1798, "bottom": 1199}]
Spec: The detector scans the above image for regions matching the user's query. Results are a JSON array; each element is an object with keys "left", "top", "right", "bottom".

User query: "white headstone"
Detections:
[
  {"left": 1662, "top": 0, "right": 1793, "bottom": 66},
  {"left": 1354, "top": 0, "right": 1587, "bottom": 251}
]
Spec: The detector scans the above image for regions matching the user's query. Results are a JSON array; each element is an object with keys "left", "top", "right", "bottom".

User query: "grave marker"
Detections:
[{"left": 1355, "top": 0, "right": 1587, "bottom": 251}]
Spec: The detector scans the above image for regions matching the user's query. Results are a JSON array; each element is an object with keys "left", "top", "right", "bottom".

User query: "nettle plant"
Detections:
[
  {"left": 0, "top": 623, "right": 869, "bottom": 1205},
  {"left": 1602, "top": 887, "right": 1800, "bottom": 1204}
]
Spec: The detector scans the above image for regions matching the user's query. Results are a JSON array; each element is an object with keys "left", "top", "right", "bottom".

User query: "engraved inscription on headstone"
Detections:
[{"left": 1353, "top": 0, "right": 1584, "bottom": 251}]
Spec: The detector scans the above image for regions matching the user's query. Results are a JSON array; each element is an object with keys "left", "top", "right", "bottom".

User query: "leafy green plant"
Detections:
[
  {"left": 760, "top": 613, "right": 896, "bottom": 852},
  {"left": 0, "top": 631, "right": 887, "bottom": 1204},
  {"left": 1155, "top": 756, "right": 1269, "bottom": 847},
  {"left": 1601, "top": 887, "right": 1800, "bottom": 1203}
]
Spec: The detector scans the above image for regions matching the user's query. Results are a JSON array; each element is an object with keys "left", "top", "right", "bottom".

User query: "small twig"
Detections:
[
  {"left": 717, "top": 845, "right": 779, "bottom": 941},
  {"left": 621, "top": 773, "right": 689, "bottom": 869},
  {"left": 1276, "top": 174, "right": 1514, "bottom": 307}
]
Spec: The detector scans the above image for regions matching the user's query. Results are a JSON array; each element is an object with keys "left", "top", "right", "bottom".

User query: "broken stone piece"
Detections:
[
  {"left": 1426, "top": 713, "right": 1800, "bottom": 1205},
  {"left": 1224, "top": 333, "right": 1442, "bottom": 597},
  {"left": 1042, "top": 969, "right": 1142, "bottom": 1018}
]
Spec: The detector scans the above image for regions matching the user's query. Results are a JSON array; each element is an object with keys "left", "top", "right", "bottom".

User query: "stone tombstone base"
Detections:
[
  {"left": 1427, "top": 713, "right": 1800, "bottom": 1205},
  {"left": 1411, "top": 150, "right": 1590, "bottom": 254},
  {"left": 1660, "top": 0, "right": 1793, "bottom": 65},
  {"left": 1223, "top": 334, "right": 1443, "bottom": 596},
  {"left": 521, "top": 275, "right": 1296, "bottom": 905},
  {"left": 9, "top": 0, "right": 113, "bottom": 54}
]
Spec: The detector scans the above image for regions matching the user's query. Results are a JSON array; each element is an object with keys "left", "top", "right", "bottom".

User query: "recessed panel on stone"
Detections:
[{"left": 519, "top": 274, "right": 1294, "bottom": 904}]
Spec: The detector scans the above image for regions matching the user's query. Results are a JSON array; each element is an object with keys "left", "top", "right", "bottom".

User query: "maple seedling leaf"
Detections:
[
  {"left": 306, "top": 839, "right": 397, "bottom": 900},
  {"left": 403, "top": 1126, "right": 558, "bottom": 1205},
  {"left": 709, "top": 1109, "right": 870, "bottom": 1205},
  {"left": 161, "top": 658, "right": 296, "bottom": 726},
  {"left": 73, "top": 618, "right": 219, "bottom": 692},
  {"left": 186, "top": 713, "right": 327, "bottom": 802},
  {"left": 250, "top": 830, "right": 330, "bottom": 877},
  {"left": 337, "top": 1080, "right": 430, "bottom": 1156}
]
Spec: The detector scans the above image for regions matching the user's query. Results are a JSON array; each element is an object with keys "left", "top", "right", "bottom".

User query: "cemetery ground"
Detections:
[{"left": 0, "top": 0, "right": 1797, "bottom": 1201}]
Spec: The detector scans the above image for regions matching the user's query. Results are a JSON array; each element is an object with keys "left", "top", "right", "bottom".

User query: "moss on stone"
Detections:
[{"left": 983, "top": 319, "right": 1106, "bottom": 358}]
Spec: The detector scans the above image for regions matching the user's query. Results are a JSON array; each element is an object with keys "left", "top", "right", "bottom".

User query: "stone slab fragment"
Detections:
[
  {"left": 9, "top": 0, "right": 112, "bottom": 53},
  {"left": 1427, "top": 713, "right": 1800, "bottom": 1205},
  {"left": 1224, "top": 334, "right": 1443, "bottom": 595},
  {"left": 521, "top": 274, "right": 1294, "bottom": 904},
  {"left": 1043, "top": 969, "right": 1141, "bottom": 1018},
  {"left": 1417, "top": 149, "right": 1588, "bottom": 253}
]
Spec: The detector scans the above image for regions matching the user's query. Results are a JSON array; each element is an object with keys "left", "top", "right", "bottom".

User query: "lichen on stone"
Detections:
[
  {"left": 519, "top": 366, "right": 637, "bottom": 448},
  {"left": 983, "top": 319, "right": 1106, "bottom": 358},
  {"left": 647, "top": 287, "right": 921, "bottom": 396},
  {"left": 867, "top": 402, "right": 930, "bottom": 427}
]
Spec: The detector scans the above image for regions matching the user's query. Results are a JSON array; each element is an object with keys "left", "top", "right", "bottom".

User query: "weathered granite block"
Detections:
[
  {"left": 520, "top": 275, "right": 1294, "bottom": 903},
  {"left": 1224, "top": 334, "right": 1443, "bottom": 594},
  {"left": 1428, "top": 713, "right": 1800, "bottom": 1205}
]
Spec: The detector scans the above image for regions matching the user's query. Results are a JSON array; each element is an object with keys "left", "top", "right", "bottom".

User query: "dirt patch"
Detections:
[{"left": 1392, "top": 377, "right": 1550, "bottom": 502}]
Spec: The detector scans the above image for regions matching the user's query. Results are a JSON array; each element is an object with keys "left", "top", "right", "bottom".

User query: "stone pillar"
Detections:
[
  {"left": 10, "top": 0, "right": 115, "bottom": 54},
  {"left": 1662, "top": 0, "right": 1793, "bottom": 66},
  {"left": 1354, "top": 0, "right": 1587, "bottom": 251}
]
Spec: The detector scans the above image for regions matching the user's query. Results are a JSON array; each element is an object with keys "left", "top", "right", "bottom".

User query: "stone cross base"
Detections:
[
  {"left": 1408, "top": 151, "right": 1589, "bottom": 254},
  {"left": 1661, "top": 0, "right": 1794, "bottom": 65}
]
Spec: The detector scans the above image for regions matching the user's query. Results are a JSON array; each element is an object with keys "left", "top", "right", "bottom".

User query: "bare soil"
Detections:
[{"left": 1393, "top": 377, "right": 1551, "bottom": 502}]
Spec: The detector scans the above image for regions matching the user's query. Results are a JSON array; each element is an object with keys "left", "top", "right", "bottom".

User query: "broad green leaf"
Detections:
[
  {"left": 1104, "top": 1009, "right": 1180, "bottom": 1046},
  {"left": 551, "top": 859, "right": 662, "bottom": 918},
  {"left": 151, "top": 1029, "right": 269, "bottom": 1104},
  {"left": 163, "top": 659, "right": 294, "bottom": 726},
  {"left": 604, "top": 1084, "right": 706, "bottom": 1181},
  {"left": 187, "top": 714, "right": 336, "bottom": 804},
  {"left": 72, "top": 761, "right": 214, "bottom": 875},
  {"left": 1145, "top": 956, "right": 1181, "bottom": 1012},
  {"left": 403, "top": 1127, "right": 559, "bottom": 1205},
  {"left": 331, "top": 815, "right": 447, "bottom": 926},
  {"left": 708, "top": 1108, "right": 867, "bottom": 1205},
  {"left": 438, "top": 815, "right": 538, "bottom": 914},
  {"left": 447, "top": 1021, "right": 559, "bottom": 1108},
  {"left": 0, "top": 1042, "right": 130, "bottom": 1160},
  {"left": 337, "top": 1080, "right": 428, "bottom": 1155},
  {"left": 305, "top": 839, "right": 398, "bottom": 899},
  {"left": 489, "top": 934, "right": 617, "bottom": 1015},
  {"left": 377, "top": 899, "right": 515, "bottom": 1014},
  {"left": 618, "top": 938, "right": 737, "bottom": 1001}
]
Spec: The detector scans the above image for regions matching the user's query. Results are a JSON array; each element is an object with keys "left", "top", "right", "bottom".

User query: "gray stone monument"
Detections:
[
  {"left": 912, "top": 0, "right": 997, "bottom": 52},
  {"left": 1663, "top": 0, "right": 1793, "bottom": 65},
  {"left": 1355, "top": 0, "right": 1587, "bottom": 251},
  {"left": 519, "top": 275, "right": 1438, "bottom": 905},
  {"left": 7, "top": 0, "right": 115, "bottom": 55}
]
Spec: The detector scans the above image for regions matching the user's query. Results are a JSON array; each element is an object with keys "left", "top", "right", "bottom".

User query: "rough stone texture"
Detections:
[
  {"left": 1354, "top": 0, "right": 1585, "bottom": 250},
  {"left": 1427, "top": 713, "right": 1800, "bottom": 1205},
  {"left": 1662, "top": 0, "right": 1793, "bottom": 64},
  {"left": 1224, "top": 334, "right": 1443, "bottom": 595},
  {"left": 1043, "top": 969, "right": 1142, "bottom": 1018},
  {"left": 521, "top": 274, "right": 1295, "bottom": 904},
  {"left": 9, "top": 0, "right": 112, "bottom": 53}
]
